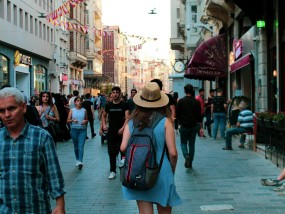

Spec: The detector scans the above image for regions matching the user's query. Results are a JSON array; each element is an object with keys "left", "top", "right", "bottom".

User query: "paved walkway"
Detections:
[{"left": 51, "top": 119, "right": 285, "bottom": 213}]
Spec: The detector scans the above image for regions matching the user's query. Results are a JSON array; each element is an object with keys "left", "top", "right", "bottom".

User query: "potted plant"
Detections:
[
  {"left": 256, "top": 112, "right": 273, "bottom": 127},
  {"left": 272, "top": 112, "right": 285, "bottom": 131}
]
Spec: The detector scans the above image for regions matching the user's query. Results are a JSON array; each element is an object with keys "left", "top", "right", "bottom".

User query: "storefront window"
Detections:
[
  {"left": 0, "top": 55, "right": 9, "bottom": 88},
  {"left": 34, "top": 65, "right": 46, "bottom": 95}
]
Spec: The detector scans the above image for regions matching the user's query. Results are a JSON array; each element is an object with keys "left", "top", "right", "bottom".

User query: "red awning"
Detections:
[
  {"left": 230, "top": 53, "right": 252, "bottom": 73},
  {"left": 184, "top": 34, "right": 227, "bottom": 81}
]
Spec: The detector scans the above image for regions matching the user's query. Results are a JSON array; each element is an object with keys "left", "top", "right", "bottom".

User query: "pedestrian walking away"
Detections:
[
  {"left": 120, "top": 82, "right": 181, "bottom": 213},
  {"left": 211, "top": 88, "right": 227, "bottom": 140},
  {"left": 196, "top": 88, "right": 206, "bottom": 138},
  {"left": 101, "top": 86, "right": 130, "bottom": 179},
  {"left": 67, "top": 96, "right": 88, "bottom": 170},
  {"left": 204, "top": 89, "right": 215, "bottom": 137},
  {"left": 0, "top": 87, "right": 66, "bottom": 213},
  {"left": 176, "top": 84, "right": 202, "bottom": 169},
  {"left": 82, "top": 93, "right": 96, "bottom": 139}
]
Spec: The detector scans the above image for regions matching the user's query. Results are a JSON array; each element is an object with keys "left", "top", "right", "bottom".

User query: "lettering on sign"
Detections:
[{"left": 20, "top": 54, "right": 32, "bottom": 65}]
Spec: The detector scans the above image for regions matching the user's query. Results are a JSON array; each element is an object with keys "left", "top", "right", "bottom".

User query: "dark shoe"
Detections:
[
  {"left": 222, "top": 146, "right": 233, "bottom": 150},
  {"left": 239, "top": 144, "right": 245, "bottom": 149},
  {"left": 92, "top": 133, "right": 96, "bottom": 138},
  {"left": 185, "top": 156, "right": 191, "bottom": 168},
  {"left": 86, "top": 136, "right": 89, "bottom": 139},
  {"left": 78, "top": 162, "right": 83, "bottom": 170}
]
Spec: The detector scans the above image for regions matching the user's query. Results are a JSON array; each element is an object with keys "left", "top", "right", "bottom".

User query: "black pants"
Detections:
[
  {"left": 44, "top": 126, "right": 57, "bottom": 146},
  {"left": 204, "top": 113, "right": 213, "bottom": 136},
  {"left": 87, "top": 117, "right": 95, "bottom": 137},
  {"left": 107, "top": 130, "right": 124, "bottom": 172}
]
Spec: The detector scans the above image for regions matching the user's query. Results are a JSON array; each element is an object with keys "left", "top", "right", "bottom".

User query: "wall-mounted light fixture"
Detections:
[{"left": 273, "top": 69, "right": 277, "bottom": 77}]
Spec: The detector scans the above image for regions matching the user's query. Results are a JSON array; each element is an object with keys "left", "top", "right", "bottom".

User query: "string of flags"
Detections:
[{"left": 46, "top": 0, "right": 85, "bottom": 23}]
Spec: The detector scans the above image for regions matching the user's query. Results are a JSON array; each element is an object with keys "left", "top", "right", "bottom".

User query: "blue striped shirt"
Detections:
[
  {"left": 238, "top": 109, "right": 254, "bottom": 129},
  {"left": 0, "top": 123, "right": 66, "bottom": 213}
]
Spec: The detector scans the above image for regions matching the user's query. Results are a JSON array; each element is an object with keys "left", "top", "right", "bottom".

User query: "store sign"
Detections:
[
  {"left": 60, "top": 73, "right": 68, "bottom": 81},
  {"left": 234, "top": 40, "right": 243, "bottom": 59},
  {"left": 20, "top": 54, "right": 32, "bottom": 65},
  {"left": 14, "top": 50, "right": 32, "bottom": 65}
]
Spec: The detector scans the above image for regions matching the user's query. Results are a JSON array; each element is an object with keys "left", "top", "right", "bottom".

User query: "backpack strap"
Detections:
[
  {"left": 150, "top": 112, "right": 167, "bottom": 171},
  {"left": 150, "top": 113, "right": 165, "bottom": 129}
]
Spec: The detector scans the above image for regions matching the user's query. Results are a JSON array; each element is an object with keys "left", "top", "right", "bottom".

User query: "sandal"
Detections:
[
  {"left": 239, "top": 145, "right": 245, "bottom": 149},
  {"left": 222, "top": 146, "right": 232, "bottom": 150}
]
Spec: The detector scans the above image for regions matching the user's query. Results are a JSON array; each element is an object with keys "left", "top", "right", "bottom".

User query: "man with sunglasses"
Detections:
[{"left": 101, "top": 87, "right": 130, "bottom": 179}]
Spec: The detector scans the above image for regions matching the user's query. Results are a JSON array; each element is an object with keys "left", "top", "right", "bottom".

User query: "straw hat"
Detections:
[{"left": 133, "top": 82, "right": 169, "bottom": 108}]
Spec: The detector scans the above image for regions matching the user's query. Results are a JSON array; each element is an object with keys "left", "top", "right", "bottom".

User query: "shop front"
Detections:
[
  {"left": 0, "top": 54, "right": 9, "bottom": 88},
  {"left": 229, "top": 27, "right": 255, "bottom": 111}
]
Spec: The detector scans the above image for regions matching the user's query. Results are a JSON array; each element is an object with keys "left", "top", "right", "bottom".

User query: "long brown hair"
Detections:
[
  {"left": 131, "top": 106, "right": 171, "bottom": 130},
  {"left": 38, "top": 91, "right": 54, "bottom": 106}
]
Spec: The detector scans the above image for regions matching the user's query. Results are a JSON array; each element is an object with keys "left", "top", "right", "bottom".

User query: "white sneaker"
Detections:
[
  {"left": 274, "top": 184, "right": 285, "bottom": 192},
  {"left": 75, "top": 160, "right": 80, "bottom": 167},
  {"left": 108, "top": 172, "right": 116, "bottom": 179},
  {"left": 118, "top": 158, "right": 125, "bottom": 167}
]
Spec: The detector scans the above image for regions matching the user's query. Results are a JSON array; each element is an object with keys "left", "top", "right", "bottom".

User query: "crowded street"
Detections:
[
  {"left": 51, "top": 117, "right": 285, "bottom": 214},
  {"left": 1, "top": 0, "right": 285, "bottom": 213}
]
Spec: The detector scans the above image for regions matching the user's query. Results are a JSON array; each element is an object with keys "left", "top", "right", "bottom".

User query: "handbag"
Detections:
[{"left": 47, "top": 122, "right": 58, "bottom": 137}]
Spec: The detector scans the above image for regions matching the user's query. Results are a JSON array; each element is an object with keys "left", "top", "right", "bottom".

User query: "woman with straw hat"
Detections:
[{"left": 120, "top": 82, "right": 181, "bottom": 213}]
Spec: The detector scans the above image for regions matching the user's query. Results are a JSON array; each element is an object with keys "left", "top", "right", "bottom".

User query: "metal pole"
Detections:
[
  {"left": 276, "top": 0, "right": 280, "bottom": 112},
  {"left": 253, "top": 26, "right": 259, "bottom": 112}
]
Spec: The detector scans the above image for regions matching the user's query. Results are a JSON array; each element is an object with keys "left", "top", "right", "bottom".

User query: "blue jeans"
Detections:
[
  {"left": 212, "top": 112, "right": 227, "bottom": 139},
  {"left": 225, "top": 127, "right": 252, "bottom": 147},
  {"left": 179, "top": 124, "right": 199, "bottom": 162},
  {"left": 71, "top": 128, "right": 87, "bottom": 162}
]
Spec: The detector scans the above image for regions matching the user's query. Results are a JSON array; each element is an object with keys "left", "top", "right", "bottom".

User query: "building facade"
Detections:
[{"left": 83, "top": 0, "right": 104, "bottom": 96}]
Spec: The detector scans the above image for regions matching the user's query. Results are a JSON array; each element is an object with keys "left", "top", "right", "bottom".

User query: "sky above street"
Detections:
[{"left": 101, "top": 0, "right": 171, "bottom": 59}]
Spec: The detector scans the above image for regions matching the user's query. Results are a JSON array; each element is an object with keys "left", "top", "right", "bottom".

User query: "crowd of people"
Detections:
[{"left": 0, "top": 80, "right": 258, "bottom": 213}]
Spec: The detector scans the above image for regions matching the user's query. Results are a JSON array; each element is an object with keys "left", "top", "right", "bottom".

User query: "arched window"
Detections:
[{"left": 0, "top": 54, "right": 9, "bottom": 88}]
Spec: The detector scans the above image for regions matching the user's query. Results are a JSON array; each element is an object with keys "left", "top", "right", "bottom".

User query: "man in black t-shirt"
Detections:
[
  {"left": 176, "top": 84, "right": 202, "bottom": 169},
  {"left": 211, "top": 88, "right": 227, "bottom": 140},
  {"left": 82, "top": 93, "right": 96, "bottom": 139},
  {"left": 101, "top": 86, "right": 129, "bottom": 179}
]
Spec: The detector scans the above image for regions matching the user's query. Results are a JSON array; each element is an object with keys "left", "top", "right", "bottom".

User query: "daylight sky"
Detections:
[{"left": 101, "top": 0, "right": 171, "bottom": 59}]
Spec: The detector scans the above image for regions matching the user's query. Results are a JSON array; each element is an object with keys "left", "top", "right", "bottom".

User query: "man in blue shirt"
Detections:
[
  {"left": 223, "top": 101, "right": 254, "bottom": 150},
  {"left": 0, "top": 87, "right": 66, "bottom": 213}
]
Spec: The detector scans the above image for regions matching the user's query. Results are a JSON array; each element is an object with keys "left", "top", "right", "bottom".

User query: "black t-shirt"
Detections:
[
  {"left": 105, "top": 101, "right": 129, "bottom": 132},
  {"left": 127, "top": 98, "right": 136, "bottom": 113},
  {"left": 82, "top": 100, "right": 93, "bottom": 118},
  {"left": 167, "top": 93, "right": 175, "bottom": 107},
  {"left": 213, "top": 96, "right": 226, "bottom": 113},
  {"left": 176, "top": 96, "right": 202, "bottom": 128}
]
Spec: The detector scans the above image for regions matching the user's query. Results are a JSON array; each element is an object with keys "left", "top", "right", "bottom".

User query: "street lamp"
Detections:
[
  {"left": 38, "top": 13, "right": 46, "bottom": 18},
  {"left": 186, "top": 23, "right": 214, "bottom": 33}
]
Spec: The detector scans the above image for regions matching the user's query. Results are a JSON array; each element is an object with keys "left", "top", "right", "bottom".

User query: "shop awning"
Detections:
[
  {"left": 230, "top": 53, "right": 252, "bottom": 73},
  {"left": 184, "top": 34, "right": 227, "bottom": 81}
]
